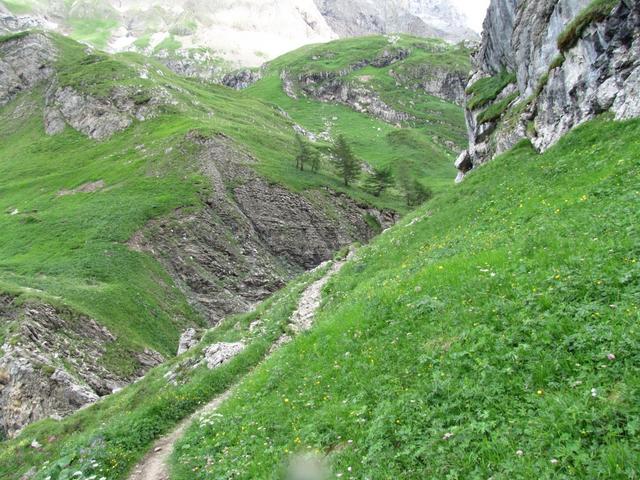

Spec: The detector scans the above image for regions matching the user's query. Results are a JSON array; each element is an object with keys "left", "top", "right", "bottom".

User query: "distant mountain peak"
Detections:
[
  {"left": 314, "top": 0, "right": 479, "bottom": 43},
  {"left": 0, "top": 0, "right": 479, "bottom": 69}
]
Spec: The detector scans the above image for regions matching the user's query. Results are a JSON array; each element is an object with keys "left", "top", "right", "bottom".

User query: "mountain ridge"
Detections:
[{"left": 0, "top": 0, "right": 479, "bottom": 73}]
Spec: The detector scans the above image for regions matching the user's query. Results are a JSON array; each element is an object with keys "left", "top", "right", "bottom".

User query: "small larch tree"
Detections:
[
  {"left": 364, "top": 166, "right": 394, "bottom": 197},
  {"left": 331, "top": 135, "right": 361, "bottom": 187},
  {"left": 295, "top": 134, "right": 321, "bottom": 173},
  {"left": 397, "top": 159, "right": 433, "bottom": 206}
]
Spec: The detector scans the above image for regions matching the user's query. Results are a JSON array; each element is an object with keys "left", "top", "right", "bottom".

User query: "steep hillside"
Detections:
[
  {"left": 2, "top": 3, "right": 640, "bottom": 477},
  {"left": 456, "top": 0, "right": 640, "bottom": 179},
  {"left": 2, "top": 116, "right": 638, "bottom": 479},
  {"left": 170, "top": 118, "right": 640, "bottom": 479},
  {"left": 0, "top": 258, "right": 341, "bottom": 480},
  {"left": 0, "top": 30, "right": 465, "bottom": 437}
]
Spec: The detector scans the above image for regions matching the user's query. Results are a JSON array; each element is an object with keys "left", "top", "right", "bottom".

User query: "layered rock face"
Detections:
[
  {"left": 130, "top": 134, "right": 396, "bottom": 325},
  {"left": 0, "top": 296, "right": 163, "bottom": 438},
  {"left": 457, "top": 0, "right": 640, "bottom": 180}
]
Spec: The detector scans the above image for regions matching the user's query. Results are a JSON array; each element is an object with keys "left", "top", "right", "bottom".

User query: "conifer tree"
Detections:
[
  {"left": 295, "top": 135, "right": 321, "bottom": 173},
  {"left": 331, "top": 135, "right": 361, "bottom": 187},
  {"left": 397, "top": 160, "right": 433, "bottom": 206},
  {"left": 295, "top": 134, "right": 308, "bottom": 171},
  {"left": 364, "top": 166, "right": 394, "bottom": 197}
]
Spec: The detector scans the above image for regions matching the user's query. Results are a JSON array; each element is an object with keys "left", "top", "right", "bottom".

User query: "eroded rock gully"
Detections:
[{"left": 130, "top": 133, "right": 396, "bottom": 325}]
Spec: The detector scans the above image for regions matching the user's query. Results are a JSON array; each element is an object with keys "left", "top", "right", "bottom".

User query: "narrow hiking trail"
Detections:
[
  {"left": 128, "top": 390, "right": 234, "bottom": 480},
  {"left": 127, "top": 251, "right": 353, "bottom": 480}
]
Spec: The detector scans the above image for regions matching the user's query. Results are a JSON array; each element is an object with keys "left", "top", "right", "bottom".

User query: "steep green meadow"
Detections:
[
  {"left": 2, "top": 9, "right": 638, "bottom": 480},
  {"left": 3, "top": 115, "right": 637, "bottom": 478},
  {"left": 167, "top": 117, "right": 640, "bottom": 479}
]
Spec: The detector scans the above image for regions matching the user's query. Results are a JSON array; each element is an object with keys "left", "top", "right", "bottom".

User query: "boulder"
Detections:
[
  {"left": 202, "top": 342, "right": 245, "bottom": 369},
  {"left": 177, "top": 328, "right": 200, "bottom": 355}
]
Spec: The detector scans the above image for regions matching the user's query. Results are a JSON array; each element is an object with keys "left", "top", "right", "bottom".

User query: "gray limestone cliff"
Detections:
[{"left": 457, "top": 0, "right": 640, "bottom": 180}]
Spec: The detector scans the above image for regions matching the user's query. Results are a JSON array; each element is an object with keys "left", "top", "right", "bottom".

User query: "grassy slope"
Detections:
[
  {"left": 168, "top": 117, "right": 640, "bottom": 479},
  {"left": 0, "top": 32, "right": 461, "bottom": 367},
  {"left": 246, "top": 35, "right": 469, "bottom": 194},
  {"left": 0, "top": 94, "right": 205, "bottom": 365},
  {"left": 2, "top": 32, "right": 638, "bottom": 480},
  {"left": 0, "top": 260, "right": 334, "bottom": 480}
]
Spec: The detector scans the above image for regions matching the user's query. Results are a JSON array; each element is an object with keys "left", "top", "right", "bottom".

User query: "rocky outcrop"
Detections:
[
  {"left": 1, "top": 32, "right": 172, "bottom": 140},
  {"left": 277, "top": 41, "right": 469, "bottom": 125},
  {"left": 298, "top": 74, "right": 412, "bottom": 124},
  {"left": 153, "top": 47, "right": 230, "bottom": 83},
  {"left": 201, "top": 342, "right": 245, "bottom": 369},
  {"left": 457, "top": 0, "right": 640, "bottom": 180},
  {"left": 44, "top": 83, "right": 172, "bottom": 140},
  {"left": 533, "top": 1, "right": 640, "bottom": 148},
  {"left": 222, "top": 68, "right": 263, "bottom": 90},
  {"left": 0, "top": 10, "right": 55, "bottom": 35},
  {"left": 390, "top": 63, "right": 467, "bottom": 106},
  {"left": 0, "top": 296, "right": 163, "bottom": 438},
  {"left": 161, "top": 57, "right": 225, "bottom": 82},
  {"left": 0, "top": 32, "right": 57, "bottom": 108},
  {"left": 130, "top": 133, "right": 396, "bottom": 325},
  {"left": 177, "top": 328, "right": 200, "bottom": 355},
  {"left": 281, "top": 48, "right": 417, "bottom": 124}
]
